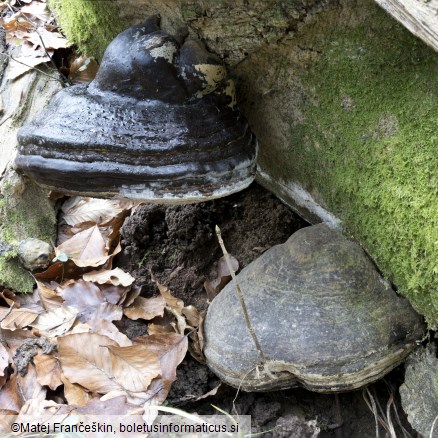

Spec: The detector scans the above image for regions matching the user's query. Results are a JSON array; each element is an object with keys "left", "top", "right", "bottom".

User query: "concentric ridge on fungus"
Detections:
[
  {"left": 15, "top": 16, "right": 257, "bottom": 203},
  {"left": 204, "top": 224, "right": 425, "bottom": 392}
]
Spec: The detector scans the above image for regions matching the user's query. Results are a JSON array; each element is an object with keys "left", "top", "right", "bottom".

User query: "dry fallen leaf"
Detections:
[
  {"left": 0, "top": 308, "right": 39, "bottom": 331},
  {"left": 204, "top": 254, "right": 239, "bottom": 300},
  {"left": 34, "top": 354, "right": 63, "bottom": 390},
  {"left": 61, "top": 374, "right": 92, "bottom": 407},
  {"left": 36, "top": 280, "right": 63, "bottom": 310},
  {"left": 60, "top": 279, "right": 105, "bottom": 321},
  {"left": 0, "top": 374, "right": 22, "bottom": 413},
  {"left": 56, "top": 225, "right": 109, "bottom": 268},
  {"left": 123, "top": 296, "right": 166, "bottom": 321},
  {"left": 61, "top": 197, "right": 126, "bottom": 226},
  {"left": 83, "top": 268, "right": 135, "bottom": 287},
  {"left": 57, "top": 332, "right": 123, "bottom": 394},
  {"left": 68, "top": 56, "right": 99, "bottom": 84},
  {"left": 106, "top": 344, "right": 161, "bottom": 393},
  {"left": 30, "top": 306, "right": 77, "bottom": 337},
  {"left": 87, "top": 318, "right": 132, "bottom": 347},
  {"left": 17, "top": 364, "right": 47, "bottom": 405},
  {"left": 134, "top": 333, "right": 188, "bottom": 406},
  {"left": 0, "top": 343, "right": 8, "bottom": 377}
]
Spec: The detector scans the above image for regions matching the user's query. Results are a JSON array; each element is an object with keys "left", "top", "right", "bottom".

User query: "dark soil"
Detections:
[{"left": 117, "top": 182, "right": 416, "bottom": 437}]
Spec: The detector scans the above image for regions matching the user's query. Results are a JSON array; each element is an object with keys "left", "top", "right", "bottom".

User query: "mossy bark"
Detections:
[
  {"left": 0, "top": 61, "right": 60, "bottom": 292},
  {"left": 48, "top": 0, "right": 437, "bottom": 326}
]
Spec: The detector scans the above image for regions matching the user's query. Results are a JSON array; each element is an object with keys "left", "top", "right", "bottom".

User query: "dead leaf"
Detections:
[
  {"left": 123, "top": 296, "right": 166, "bottom": 321},
  {"left": 87, "top": 319, "right": 132, "bottom": 347},
  {"left": 20, "top": 2, "right": 51, "bottom": 23},
  {"left": 60, "top": 279, "right": 105, "bottom": 321},
  {"left": 83, "top": 268, "right": 135, "bottom": 287},
  {"left": 36, "top": 281, "right": 63, "bottom": 310},
  {"left": 57, "top": 333, "right": 123, "bottom": 394},
  {"left": 56, "top": 225, "right": 109, "bottom": 268},
  {"left": 1, "top": 308, "right": 39, "bottom": 331},
  {"left": 61, "top": 197, "right": 125, "bottom": 226},
  {"left": 182, "top": 305, "right": 201, "bottom": 328},
  {"left": 30, "top": 306, "right": 77, "bottom": 337},
  {"left": 0, "top": 374, "right": 21, "bottom": 412},
  {"left": 0, "top": 343, "right": 8, "bottom": 377},
  {"left": 0, "top": 290, "right": 20, "bottom": 307},
  {"left": 17, "top": 364, "right": 47, "bottom": 405},
  {"left": 61, "top": 374, "right": 92, "bottom": 407},
  {"left": 68, "top": 56, "right": 99, "bottom": 84},
  {"left": 34, "top": 354, "right": 62, "bottom": 390},
  {"left": 204, "top": 255, "right": 239, "bottom": 300},
  {"left": 23, "top": 27, "right": 69, "bottom": 50},
  {"left": 134, "top": 333, "right": 188, "bottom": 405},
  {"left": 157, "top": 282, "right": 184, "bottom": 311},
  {"left": 106, "top": 344, "right": 161, "bottom": 393},
  {"left": 6, "top": 55, "right": 51, "bottom": 80},
  {"left": 98, "top": 283, "right": 130, "bottom": 305}
]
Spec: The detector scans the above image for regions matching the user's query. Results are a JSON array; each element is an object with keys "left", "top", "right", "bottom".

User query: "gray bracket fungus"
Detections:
[
  {"left": 15, "top": 16, "right": 257, "bottom": 203},
  {"left": 203, "top": 224, "right": 425, "bottom": 393}
]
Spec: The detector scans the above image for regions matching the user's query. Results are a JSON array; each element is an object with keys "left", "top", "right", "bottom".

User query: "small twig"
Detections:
[
  {"left": 33, "top": 28, "right": 70, "bottom": 86},
  {"left": 4, "top": 52, "right": 62, "bottom": 82},
  {"left": 215, "top": 225, "right": 266, "bottom": 365}
]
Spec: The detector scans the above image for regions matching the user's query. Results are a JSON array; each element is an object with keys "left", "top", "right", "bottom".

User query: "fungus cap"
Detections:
[{"left": 15, "top": 16, "right": 257, "bottom": 203}]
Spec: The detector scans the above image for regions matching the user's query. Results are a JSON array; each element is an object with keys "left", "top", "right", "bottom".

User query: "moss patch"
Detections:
[
  {"left": 48, "top": 0, "right": 128, "bottom": 60},
  {"left": 0, "top": 172, "right": 56, "bottom": 293},
  {"left": 244, "top": 3, "right": 438, "bottom": 325}
]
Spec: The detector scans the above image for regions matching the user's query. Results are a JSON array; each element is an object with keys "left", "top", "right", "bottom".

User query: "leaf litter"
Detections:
[{"left": 0, "top": 195, "right": 216, "bottom": 428}]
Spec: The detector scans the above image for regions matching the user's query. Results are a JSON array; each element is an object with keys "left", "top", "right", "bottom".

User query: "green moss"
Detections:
[
  {"left": 0, "top": 256, "right": 35, "bottom": 293},
  {"left": 48, "top": 0, "right": 128, "bottom": 60},
  {"left": 263, "top": 6, "right": 438, "bottom": 324},
  {"left": 0, "top": 175, "right": 56, "bottom": 292}
]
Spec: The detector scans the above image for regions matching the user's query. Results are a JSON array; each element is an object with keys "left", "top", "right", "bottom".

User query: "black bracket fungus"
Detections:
[{"left": 15, "top": 16, "right": 257, "bottom": 203}]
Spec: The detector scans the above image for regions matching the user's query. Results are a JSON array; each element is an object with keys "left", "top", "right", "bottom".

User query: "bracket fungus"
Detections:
[
  {"left": 15, "top": 16, "right": 257, "bottom": 203},
  {"left": 204, "top": 224, "right": 425, "bottom": 392}
]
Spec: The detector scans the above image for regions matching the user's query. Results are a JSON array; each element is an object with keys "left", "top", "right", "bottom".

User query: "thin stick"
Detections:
[{"left": 215, "top": 225, "right": 266, "bottom": 364}]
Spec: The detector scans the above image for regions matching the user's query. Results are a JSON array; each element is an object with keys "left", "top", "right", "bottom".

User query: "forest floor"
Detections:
[{"left": 116, "top": 183, "right": 416, "bottom": 438}]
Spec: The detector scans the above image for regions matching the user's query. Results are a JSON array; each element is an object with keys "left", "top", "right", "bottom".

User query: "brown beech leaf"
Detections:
[
  {"left": 0, "top": 343, "right": 8, "bottom": 377},
  {"left": 83, "top": 268, "right": 135, "bottom": 287},
  {"left": 68, "top": 56, "right": 99, "bottom": 84},
  {"left": 34, "top": 354, "right": 62, "bottom": 390},
  {"left": 106, "top": 344, "right": 161, "bottom": 393},
  {"left": 87, "top": 319, "right": 132, "bottom": 347},
  {"left": 23, "top": 28, "right": 69, "bottom": 50},
  {"left": 147, "top": 322, "right": 176, "bottom": 335},
  {"left": 17, "top": 364, "right": 47, "bottom": 405},
  {"left": 157, "top": 282, "right": 184, "bottom": 311},
  {"left": 0, "top": 328, "right": 35, "bottom": 361},
  {"left": 61, "top": 197, "right": 126, "bottom": 226},
  {"left": 56, "top": 225, "right": 109, "bottom": 268},
  {"left": 30, "top": 306, "right": 77, "bottom": 337},
  {"left": 57, "top": 333, "right": 123, "bottom": 394},
  {"left": 182, "top": 305, "right": 201, "bottom": 328},
  {"left": 0, "top": 374, "right": 21, "bottom": 413},
  {"left": 61, "top": 374, "right": 92, "bottom": 407},
  {"left": 36, "top": 281, "right": 63, "bottom": 310},
  {"left": 61, "top": 279, "right": 105, "bottom": 321},
  {"left": 98, "top": 283, "right": 130, "bottom": 305},
  {"left": 123, "top": 296, "right": 166, "bottom": 321},
  {"left": 204, "top": 255, "right": 239, "bottom": 300},
  {"left": 0, "top": 308, "right": 39, "bottom": 331},
  {"left": 0, "top": 290, "right": 19, "bottom": 307},
  {"left": 134, "top": 333, "right": 188, "bottom": 405}
]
